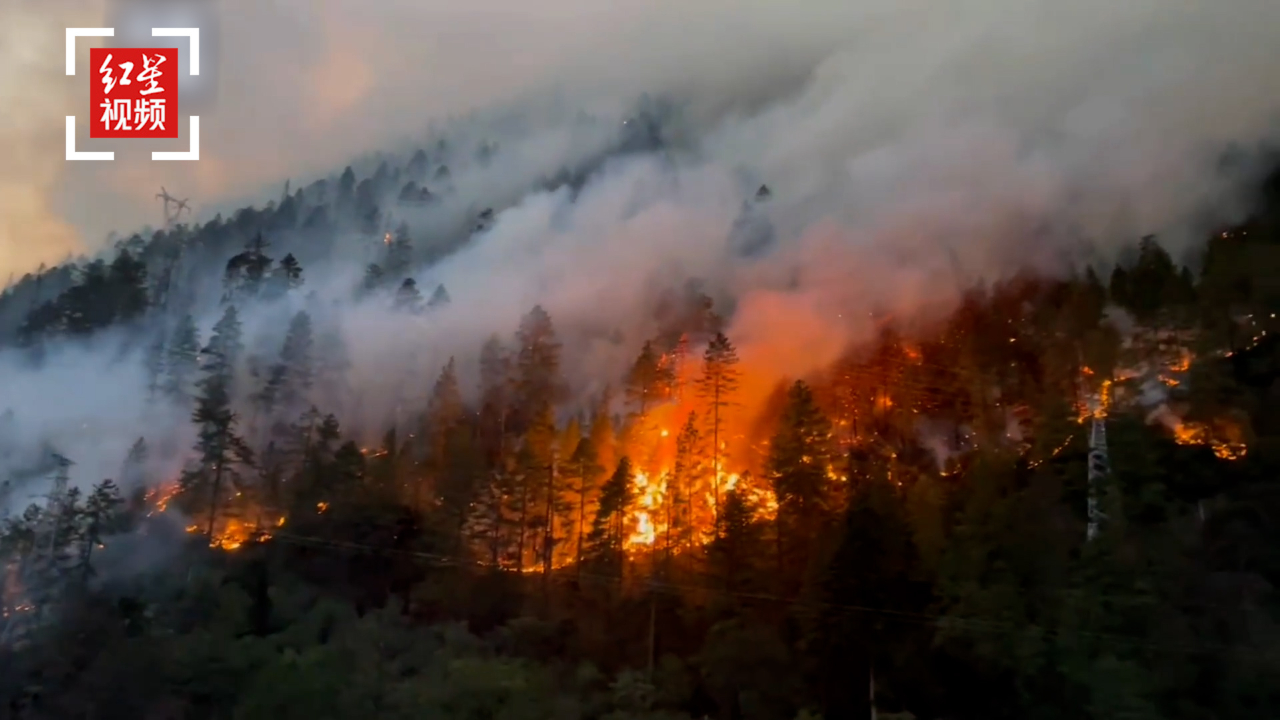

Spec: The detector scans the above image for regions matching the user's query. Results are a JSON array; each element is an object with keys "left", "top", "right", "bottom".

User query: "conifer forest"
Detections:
[{"left": 4, "top": 27, "right": 1280, "bottom": 720}]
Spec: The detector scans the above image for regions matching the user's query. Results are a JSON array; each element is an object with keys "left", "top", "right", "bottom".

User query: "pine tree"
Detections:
[
  {"left": 1109, "top": 265, "right": 1131, "bottom": 310},
  {"left": 766, "top": 380, "right": 835, "bottom": 592},
  {"left": 626, "top": 340, "right": 674, "bottom": 419},
  {"left": 568, "top": 435, "right": 605, "bottom": 569},
  {"left": 75, "top": 479, "right": 124, "bottom": 581},
  {"left": 386, "top": 222, "right": 413, "bottom": 278},
  {"left": 434, "top": 426, "right": 482, "bottom": 557},
  {"left": 364, "top": 427, "right": 400, "bottom": 499},
  {"left": 587, "top": 456, "right": 634, "bottom": 574},
  {"left": 106, "top": 249, "right": 149, "bottom": 323},
  {"left": 698, "top": 332, "right": 741, "bottom": 534},
  {"left": 324, "top": 441, "right": 366, "bottom": 507},
  {"left": 422, "top": 358, "right": 466, "bottom": 512},
  {"left": 163, "top": 315, "right": 201, "bottom": 404},
  {"left": 181, "top": 306, "right": 253, "bottom": 541},
  {"left": 514, "top": 305, "right": 564, "bottom": 431},
  {"left": 511, "top": 407, "right": 560, "bottom": 574},
  {"left": 497, "top": 307, "right": 564, "bottom": 571},
  {"left": 267, "top": 253, "right": 304, "bottom": 297},
  {"left": 667, "top": 412, "right": 705, "bottom": 552},
  {"left": 1128, "top": 235, "right": 1180, "bottom": 323},
  {"left": 338, "top": 165, "right": 357, "bottom": 206},
  {"left": 708, "top": 487, "right": 762, "bottom": 593},
  {"left": 589, "top": 388, "right": 617, "bottom": 477},
  {"left": 407, "top": 148, "right": 428, "bottom": 179},
  {"left": 394, "top": 278, "right": 423, "bottom": 313},
  {"left": 478, "top": 335, "right": 515, "bottom": 464},
  {"left": 809, "top": 460, "right": 923, "bottom": 720},
  {"left": 362, "top": 263, "right": 386, "bottom": 293},
  {"left": 249, "top": 355, "right": 284, "bottom": 423},
  {"left": 223, "top": 233, "right": 274, "bottom": 300},
  {"left": 271, "top": 311, "right": 315, "bottom": 418},
  {"left": 204, "top": 306, "right": 245, "bottom": 386},
  {"left": 427, "top": 283, "right": 451, "bottom": 309},
  {"left": 120, "top": 437, "right": 148, "bottom": 487},
  {"left": 291, "top": 411, "right": 344, "bottom": 512}
]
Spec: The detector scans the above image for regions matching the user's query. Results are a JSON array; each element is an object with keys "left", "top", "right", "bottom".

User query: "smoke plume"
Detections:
[{"left": 3, "top": 0, "right": 1280, "bottom": 507}]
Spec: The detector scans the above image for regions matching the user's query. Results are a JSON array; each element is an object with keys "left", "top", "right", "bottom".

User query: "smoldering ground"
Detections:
[{"left": 3, "top": 0, "right": 1280, "bottom": 514}]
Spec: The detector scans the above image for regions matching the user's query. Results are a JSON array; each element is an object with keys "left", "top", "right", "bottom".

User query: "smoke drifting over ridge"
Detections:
[
  {"left": 12, "top": 0, "right": 1277, "bottom": 258},
  {"left": 3, "top": 0, "right": 1280, "bottom": 505}
]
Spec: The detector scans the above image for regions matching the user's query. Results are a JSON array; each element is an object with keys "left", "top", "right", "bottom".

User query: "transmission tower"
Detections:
[
  {"left": 1086, "top": 402, "right": 1109, "bottom": 542},
  {"left": 156, "top": 186, "right": 191, "bottom": 231}
]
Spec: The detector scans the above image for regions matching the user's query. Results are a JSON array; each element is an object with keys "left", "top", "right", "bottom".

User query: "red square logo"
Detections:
[{"left": 88, "top": 48, "right": 180, "bottom": 139}]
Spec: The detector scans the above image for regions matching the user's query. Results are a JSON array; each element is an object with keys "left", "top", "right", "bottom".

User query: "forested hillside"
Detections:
[{"left": 1, "top": 102, "right": 1279, "bottom": 719}]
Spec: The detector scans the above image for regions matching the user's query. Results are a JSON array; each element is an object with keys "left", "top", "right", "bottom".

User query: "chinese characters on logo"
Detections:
[{"left": 88, "top": 47, "right": 178, "bottom": 139}]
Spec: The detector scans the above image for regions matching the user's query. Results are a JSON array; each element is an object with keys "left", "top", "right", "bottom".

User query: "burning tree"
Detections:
[
  {"left": 698, "top": 332, "right": 741, "bottom": 536},
  {"left": 178, "top": 306, "right": 255, "bottom": 547}
]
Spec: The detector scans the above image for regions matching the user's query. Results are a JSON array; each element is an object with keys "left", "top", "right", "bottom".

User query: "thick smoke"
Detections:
[
  {"left": 0, "top": 0, "right": 102, "bottom": 277},
  {"left": 21, "top": 0, "right": 1278, "bottom": 256},
  {"left": 3, "top": 0, "right": 1280, "bottom": 509}
]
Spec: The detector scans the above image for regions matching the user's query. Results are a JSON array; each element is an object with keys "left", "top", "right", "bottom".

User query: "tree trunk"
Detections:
[
  {"left": 516, "top": 474, "right": 530, "bottom": 573},
  {"left": 206, "top": 443, "right": 227, "bottom": 540}
]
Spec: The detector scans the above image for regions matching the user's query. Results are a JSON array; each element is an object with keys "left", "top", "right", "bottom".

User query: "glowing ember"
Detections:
[
  {"left": 208, "top": 518, "right": 266, "bottom": 550},
  {"left": 145, "top": 484, "right": 181, "bottom": 516},
  {"left": 1172, "top": 419, "right": 1247, "bottom": 461}
]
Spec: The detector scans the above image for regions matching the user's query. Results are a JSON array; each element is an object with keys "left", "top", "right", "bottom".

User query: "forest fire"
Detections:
[
  {"left": 144, "top": 485, "right": 180, "bottom": 516},
  {"left": 123, "top": 290, "right": 1244, "bottom": 573},
  {"left": 182, "top": 512, "right": 272, "bottom": 550},
  {"left": 626, "top": 471, "right": 663, "bottom": 547},
  {"left": 1172, "top": 420, "right": 1247, "bottom": 460}
]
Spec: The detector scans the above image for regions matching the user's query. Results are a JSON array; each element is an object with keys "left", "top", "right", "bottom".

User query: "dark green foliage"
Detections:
[
  {"left": 225, "top": 234, "right": 275, "bottom": 300},
  {"left": 179, "top": 305, "right": 254, "bottom": 537},
  {"left": 588, "top": 456, "right": 634, "bottom": 574},
  {"left": 266, "top": 253, "right": 305, "bottom": 298},
  {"left": 17, "top": 249, "right": 148, "bottom": 340},
  {"left": 766, "top": 381, "right": 835, "bottom": 593}
]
